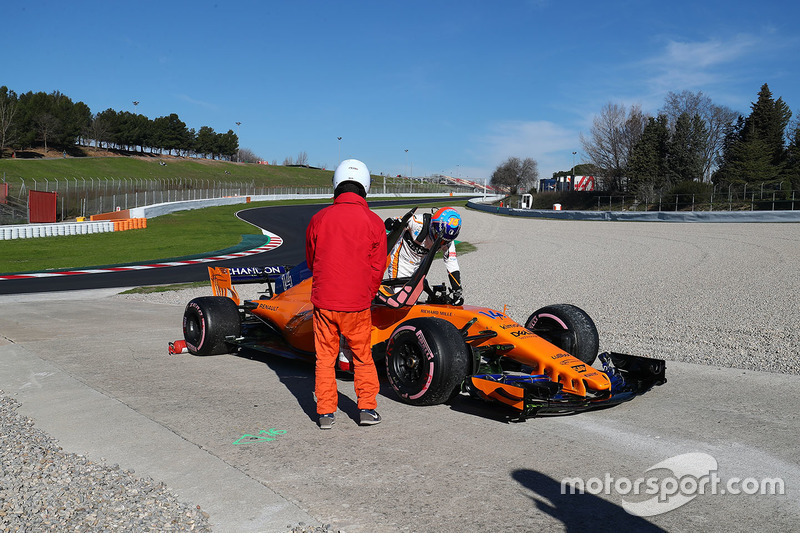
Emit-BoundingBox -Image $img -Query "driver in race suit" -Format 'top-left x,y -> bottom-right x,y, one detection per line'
384,207 -> 463,305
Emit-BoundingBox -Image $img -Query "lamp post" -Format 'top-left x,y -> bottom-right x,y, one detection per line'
337,137 -> 342,164
572,151 -> 577,192
236,122 -> 241,163
132,102 -> 140,152
405,149 -> 410,179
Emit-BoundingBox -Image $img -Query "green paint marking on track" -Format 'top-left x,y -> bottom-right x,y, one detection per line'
233,428 -> 287,445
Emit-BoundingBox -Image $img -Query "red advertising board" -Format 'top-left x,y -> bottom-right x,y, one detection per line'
0,182 -> 7,204
29,190 -> 58,223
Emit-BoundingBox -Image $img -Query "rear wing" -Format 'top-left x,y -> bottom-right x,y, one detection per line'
209,264 -> 312,305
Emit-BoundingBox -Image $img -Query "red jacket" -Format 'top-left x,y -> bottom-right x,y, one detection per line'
306,192 -> 387,311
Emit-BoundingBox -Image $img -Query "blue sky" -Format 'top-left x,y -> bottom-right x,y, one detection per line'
4,1 -> 799,181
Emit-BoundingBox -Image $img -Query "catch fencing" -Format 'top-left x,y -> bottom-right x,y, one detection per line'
595,187 -> 799,212
0,176 -> 474,225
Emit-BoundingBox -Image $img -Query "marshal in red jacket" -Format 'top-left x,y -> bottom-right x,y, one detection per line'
305,192 -> 387,311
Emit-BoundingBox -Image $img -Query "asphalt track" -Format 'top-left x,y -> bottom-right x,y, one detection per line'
0,198 -> 444,295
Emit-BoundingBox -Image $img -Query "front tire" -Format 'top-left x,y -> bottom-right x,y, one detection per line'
525,304 -> 599,365
183,297 -> 241,355
385,318 -> 471,406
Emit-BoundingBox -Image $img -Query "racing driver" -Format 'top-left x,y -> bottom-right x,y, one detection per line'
384,207 -> 463,305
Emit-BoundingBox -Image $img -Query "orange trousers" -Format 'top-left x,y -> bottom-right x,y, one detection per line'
313,307 -> 379,414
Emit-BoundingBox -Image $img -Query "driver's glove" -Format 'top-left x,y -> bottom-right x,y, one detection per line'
451,287 -> 464,306
385,217 -> 401,231
448,270 -> 463,305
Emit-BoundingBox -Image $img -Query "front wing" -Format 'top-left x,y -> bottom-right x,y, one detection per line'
464,352 -> 666,418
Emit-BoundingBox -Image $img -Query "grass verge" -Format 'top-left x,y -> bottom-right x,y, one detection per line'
0,198 -> 470,274
119,281 -> 209,294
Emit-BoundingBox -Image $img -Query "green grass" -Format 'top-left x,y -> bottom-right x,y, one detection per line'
0,198 -> 471,274
119,281 -> 209,294
0,156 -> 335,186
0,201 -> 277,273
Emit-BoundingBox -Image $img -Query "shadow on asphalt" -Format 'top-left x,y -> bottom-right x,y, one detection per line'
234,347 -> 585,425
234,348 -> 399,425
511,469 -> 667,532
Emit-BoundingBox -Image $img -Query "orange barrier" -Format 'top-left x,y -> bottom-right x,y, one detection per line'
91,209 -> 132,221
111,218 -> 147,232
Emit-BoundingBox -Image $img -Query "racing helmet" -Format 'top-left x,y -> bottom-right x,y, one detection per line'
430,207 -> 461,242
332,159 -> 371,194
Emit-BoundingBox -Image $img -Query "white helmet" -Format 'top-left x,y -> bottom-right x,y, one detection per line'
333,159 -> 371,194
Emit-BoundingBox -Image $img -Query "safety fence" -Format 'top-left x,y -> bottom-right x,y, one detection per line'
0,176 -> 476,225
595,189 -> 799,212
469,199 -> 800,223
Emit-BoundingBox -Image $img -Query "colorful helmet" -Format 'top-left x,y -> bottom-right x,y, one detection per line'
430,207 -> 461,242
333,159 -> 371,193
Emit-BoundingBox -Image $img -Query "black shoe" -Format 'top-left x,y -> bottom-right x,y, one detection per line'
359,409 -> 381,426
318,413 -> 335,429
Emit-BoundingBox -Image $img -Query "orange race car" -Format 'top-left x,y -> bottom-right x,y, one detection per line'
177,208 -> 666,419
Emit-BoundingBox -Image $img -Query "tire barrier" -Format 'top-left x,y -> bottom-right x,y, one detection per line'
112,218 -> 147,231
0,218 -> 147,240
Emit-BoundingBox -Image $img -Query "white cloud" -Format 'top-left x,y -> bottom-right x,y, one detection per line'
663,35 -> 756,68
477,120 -> 578,179
642,34 -> 762,95
176,93 -> 217,111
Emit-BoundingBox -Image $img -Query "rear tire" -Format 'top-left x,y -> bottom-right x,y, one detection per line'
525,304 -> 599,365
183,297 -> 241,355
385,318 -> 470,406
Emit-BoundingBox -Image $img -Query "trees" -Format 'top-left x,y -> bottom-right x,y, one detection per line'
8,90 -> 92,153
194,126 -> 217,158
580,103 -> 648,191
491,156 -> 539,193
627,112 -> 709,198
153,113 -> 188,156
216,129 -> 238,160
237,148 -> 262,163
627,115 -> 669,195
0,84 -> 247,160
0,86 -> 18,157
660,90 -> 738,180
745,84 -> 791,166
667,112 -> 707,183
714,83 -> 793,185
784,120 -> 800,188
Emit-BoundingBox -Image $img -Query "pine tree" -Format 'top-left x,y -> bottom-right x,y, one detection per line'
668,113 -> 708,183
713,84 -> 792,185
627,115 -> 669,195
784,122 -> 800,188
744,84 -> 792,166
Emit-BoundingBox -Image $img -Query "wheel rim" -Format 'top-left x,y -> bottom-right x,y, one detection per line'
392,340 -> 425,386
185,313 -> 201,344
